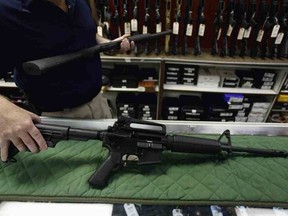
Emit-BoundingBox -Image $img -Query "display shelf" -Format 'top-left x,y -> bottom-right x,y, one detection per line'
163,84 -> 278,95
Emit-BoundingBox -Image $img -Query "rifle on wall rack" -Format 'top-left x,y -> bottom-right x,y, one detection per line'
229,0 -> 247,57
239,0 -> 257,57
238,0 -> 251,57
277,0 -> 288,59
259,0 -> 273,59
155,0 -> 162,54
143,0 -> 151,55
131,0 -> 140,55
172,0 -> 182,55
194,0 -> 206,56
165,0 -> 172,54
220,0 -> 236,57
6,116 -> 288,189
123,0 -> 131,36
112,0 -> 121,39
182,0 -> 193,55
211,0 -> 224,55
267,0 -> 280,59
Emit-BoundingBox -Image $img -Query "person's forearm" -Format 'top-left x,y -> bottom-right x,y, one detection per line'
96,34 -> 111,44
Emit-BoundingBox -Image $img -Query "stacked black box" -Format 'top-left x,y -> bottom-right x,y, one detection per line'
116,93 -> 138,118
110,65 -> 139,88
137,93 -> 157,120
179,95 -> 205,121
164,64 -> 182,84
202,93 -> 238,122
235,69 -> 276,89
162,97 -> 180,120
181,65 -> 198,85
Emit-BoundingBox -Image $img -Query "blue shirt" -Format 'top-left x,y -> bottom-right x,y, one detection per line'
0,0 -> 102,111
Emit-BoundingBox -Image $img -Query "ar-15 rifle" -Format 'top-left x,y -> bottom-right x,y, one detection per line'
172,0 -> 182,55
7,116 -> 288,188
182,0 -> 193,55
220,0 -> 236,57
22,30 -> 172,76
277,0 -> 288,59
211,0 -> 225,55
194,0 -> 206,56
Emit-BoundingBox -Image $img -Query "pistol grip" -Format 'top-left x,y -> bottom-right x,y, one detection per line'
88,151 -> 122,188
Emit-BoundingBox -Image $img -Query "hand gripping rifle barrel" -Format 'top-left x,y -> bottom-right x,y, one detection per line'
22,30 -> 172,76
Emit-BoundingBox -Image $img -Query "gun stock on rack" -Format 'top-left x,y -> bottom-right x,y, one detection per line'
7,116 -> 288,189
22,30 -> 172,76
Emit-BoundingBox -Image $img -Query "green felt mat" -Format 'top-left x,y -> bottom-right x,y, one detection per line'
0,135 -> 287,207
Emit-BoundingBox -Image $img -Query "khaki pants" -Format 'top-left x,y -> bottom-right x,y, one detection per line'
42,93 -> 113,119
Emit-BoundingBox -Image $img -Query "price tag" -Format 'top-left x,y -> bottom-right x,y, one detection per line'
124,204 -> 139,216
124,22 -> 131,34
217,28 -> 222,41
275,32 -> 284,44
256,30 -> 264,42
227,24 -> 233,37
156,22 -> 162,33
186,24 -> 193,36
237,28 -> 245,40
273,207 -> 288,216
131,19 -> 138,32
243,26 -> 252,38
172,209 -> 184,216
97,26 -> 103,37
236,206 -> 249,216
211,206 -> 223,216
142,25 -> 148,34
198,24 -> 206,36
271,25 -> 280,38
173,22 -> 179,35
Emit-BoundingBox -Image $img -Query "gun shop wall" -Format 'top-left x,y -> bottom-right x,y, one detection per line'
1,0 -> 288,123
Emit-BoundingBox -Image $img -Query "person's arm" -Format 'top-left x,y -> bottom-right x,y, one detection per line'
0,96 -> 47,162
95,34 -> 135,53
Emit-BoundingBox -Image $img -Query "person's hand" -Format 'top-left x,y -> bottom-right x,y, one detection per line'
0,97 -> 47,162
113,34 -> 135,53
